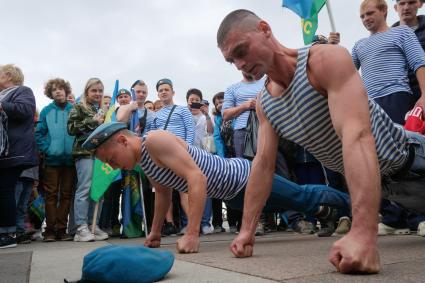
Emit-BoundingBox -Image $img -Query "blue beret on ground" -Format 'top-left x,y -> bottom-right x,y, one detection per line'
82,122 -> 127,151
156,78 -> 173,91
81,245 -> 174,283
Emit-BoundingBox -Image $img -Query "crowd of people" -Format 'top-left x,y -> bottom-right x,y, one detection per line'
0,0 -> 425,275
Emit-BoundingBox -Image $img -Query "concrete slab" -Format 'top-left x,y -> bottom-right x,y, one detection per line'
1,232 -> 425,282
151,233 -> 425,282
0,251 -> 32,283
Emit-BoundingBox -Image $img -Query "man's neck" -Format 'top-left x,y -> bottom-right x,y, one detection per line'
370,24 -> 389,34
267,45 -> 298,91
163,100 -> 174,107
401,16 -> 419,28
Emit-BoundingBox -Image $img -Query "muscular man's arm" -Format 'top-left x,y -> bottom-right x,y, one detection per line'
311,45 -> 380,273
144,179 -> 172,248
145,131 -> 207,238
149,179 -> 172,236
230,95 -> 279,258
240,100 -> 279,233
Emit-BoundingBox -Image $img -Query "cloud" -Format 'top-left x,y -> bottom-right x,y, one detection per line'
1,0 -> 416,109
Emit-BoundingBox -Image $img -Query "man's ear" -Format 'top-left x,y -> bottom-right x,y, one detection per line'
116,134 -> 128,146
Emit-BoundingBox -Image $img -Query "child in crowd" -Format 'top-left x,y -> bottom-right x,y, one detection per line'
35,78 -> 77,241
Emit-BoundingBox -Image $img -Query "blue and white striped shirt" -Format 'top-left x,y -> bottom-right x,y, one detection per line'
139,140 -> 250,200
222,78 -> 265,130
261,46 -> 408,177
153,104 -> 195,145
352,25 -> 425,99
137,108 -> 156,136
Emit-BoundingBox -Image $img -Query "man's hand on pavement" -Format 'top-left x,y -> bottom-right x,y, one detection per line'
230,230 -> 255,258
329,231 -> 380,274
144,232 -> 161,248
176,234 -> 200,253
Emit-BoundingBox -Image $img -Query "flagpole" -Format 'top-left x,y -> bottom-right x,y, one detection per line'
92,202 -> 99,234
138,174 -> 149,237
326,0 -> 336,32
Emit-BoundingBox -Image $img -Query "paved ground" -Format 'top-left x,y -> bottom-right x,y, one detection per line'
1,231 -> 425,282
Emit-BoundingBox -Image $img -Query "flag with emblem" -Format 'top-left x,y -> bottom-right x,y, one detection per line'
121,169 -> 145,238
282,0 -> 327,44
90,159 -> 121,202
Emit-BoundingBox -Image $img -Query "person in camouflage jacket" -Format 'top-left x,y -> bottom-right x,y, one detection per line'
67,78 -> 109,242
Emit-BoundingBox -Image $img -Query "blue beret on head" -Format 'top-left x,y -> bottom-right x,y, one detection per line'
156,78 -> 173,91
81,245 -> 174,283
82,122 -> 127,151
117,88 -> 131,97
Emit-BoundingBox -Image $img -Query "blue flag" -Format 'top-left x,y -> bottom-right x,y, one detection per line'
282,0 -> 313,19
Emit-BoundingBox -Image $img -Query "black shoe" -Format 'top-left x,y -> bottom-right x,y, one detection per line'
162,222 -> 178,237
0,233 -> 17,249
277,221 -> 288,232
16,232 -> 32,244
213,225 -> 225,233
316,207 -> 339,237
56,230 -> 73,241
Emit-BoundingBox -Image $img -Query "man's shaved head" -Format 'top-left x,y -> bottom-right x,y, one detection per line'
217,9 -> 262,47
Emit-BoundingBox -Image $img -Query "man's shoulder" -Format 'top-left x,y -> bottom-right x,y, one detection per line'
8,85 -> 34,101
390,25 -> 414,35
175,105 -> 190,113
309,44 -> 349,64
224,81 -> 242,96
353,36 -> 370,50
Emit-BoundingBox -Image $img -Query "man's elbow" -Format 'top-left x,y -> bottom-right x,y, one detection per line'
222,110 -> 232,121
189,172 -> 208,191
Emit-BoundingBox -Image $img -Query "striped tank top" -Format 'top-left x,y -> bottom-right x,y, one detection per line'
139,140 -> 250,200
260,46 -> 409,176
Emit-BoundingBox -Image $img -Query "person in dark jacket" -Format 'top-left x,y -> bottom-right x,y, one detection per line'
0,64 -> 38,249
35,78 -> 76,242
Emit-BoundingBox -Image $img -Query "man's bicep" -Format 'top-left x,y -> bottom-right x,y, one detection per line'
324,60 -> 371,137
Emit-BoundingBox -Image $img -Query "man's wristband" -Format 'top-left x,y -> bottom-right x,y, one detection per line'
205,115 -> 211,120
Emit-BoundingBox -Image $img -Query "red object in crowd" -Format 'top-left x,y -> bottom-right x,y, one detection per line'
405,106 -> 425,134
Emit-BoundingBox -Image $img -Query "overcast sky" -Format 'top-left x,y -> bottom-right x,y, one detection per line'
2,0 -> 422,110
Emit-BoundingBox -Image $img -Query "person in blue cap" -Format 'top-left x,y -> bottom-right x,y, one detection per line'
82,122 -> 351,253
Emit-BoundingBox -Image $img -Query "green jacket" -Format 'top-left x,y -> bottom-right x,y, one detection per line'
67,103 -> 100,158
